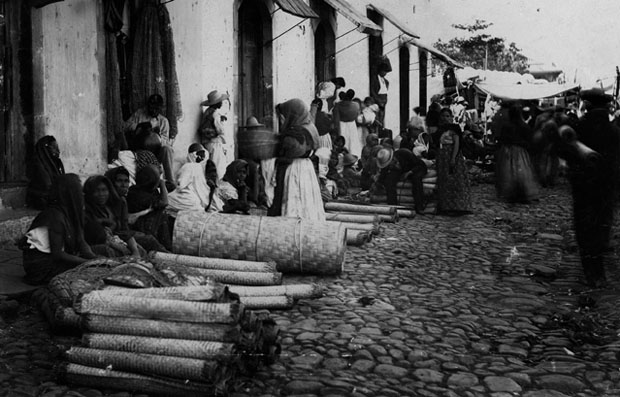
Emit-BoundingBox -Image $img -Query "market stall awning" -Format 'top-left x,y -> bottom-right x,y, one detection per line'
367,3 -> 419,38
323,0 -> 382,36
406,37 -> 464,68
274,0 -> 319,19
474,82 -> 580,101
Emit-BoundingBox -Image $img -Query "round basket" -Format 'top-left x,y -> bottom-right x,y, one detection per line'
237,128 -> 279,160
173,211 -> 346,275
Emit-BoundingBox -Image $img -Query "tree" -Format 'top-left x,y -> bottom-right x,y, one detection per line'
434,19 -> 529,73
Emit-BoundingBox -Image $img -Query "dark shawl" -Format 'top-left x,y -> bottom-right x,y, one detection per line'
127,164 -> 162,213
277,99 -> 320,149
83,175 -> 127,245
26,136 -> 65,210
223,159 -> 249,190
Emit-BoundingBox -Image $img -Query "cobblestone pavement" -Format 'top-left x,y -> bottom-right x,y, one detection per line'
2,180 -> 620,397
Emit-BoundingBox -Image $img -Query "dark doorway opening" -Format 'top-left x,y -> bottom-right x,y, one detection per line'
238,0 -> 273,127
399,45 -> 410,131
418,49 -> 428,115
367,8 -> 383,92
314,21 -> 335,85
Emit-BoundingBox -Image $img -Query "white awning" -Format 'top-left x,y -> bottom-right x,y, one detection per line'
367,4 -> 420,39
323,0 -> 382,36
274,0 -> 319,19
474,82 -> 580,100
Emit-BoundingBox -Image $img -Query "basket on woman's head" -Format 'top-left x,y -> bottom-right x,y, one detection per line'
237,116 -> 278,160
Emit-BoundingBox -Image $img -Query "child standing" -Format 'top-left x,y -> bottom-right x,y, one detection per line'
198,90 -> 229,179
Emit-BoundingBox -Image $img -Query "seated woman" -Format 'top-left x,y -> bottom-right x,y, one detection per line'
83,175 -> 142,258
218,160 -> 251,214
105,166 -> 169,253
167,143 -> 223,217
26,135 -> 65,210
19,174 -> 98,285
126,165 -> 172,251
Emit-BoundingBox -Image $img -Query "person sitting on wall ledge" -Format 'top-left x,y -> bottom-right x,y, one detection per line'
124,94 -> 176,189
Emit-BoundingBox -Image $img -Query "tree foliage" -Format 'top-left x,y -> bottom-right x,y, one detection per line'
434,19 -> 529,73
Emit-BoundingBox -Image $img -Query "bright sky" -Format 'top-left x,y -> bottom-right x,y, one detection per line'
420,0 -> 620,85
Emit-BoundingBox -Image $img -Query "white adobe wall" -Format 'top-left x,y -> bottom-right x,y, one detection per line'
31,0 -> 107,177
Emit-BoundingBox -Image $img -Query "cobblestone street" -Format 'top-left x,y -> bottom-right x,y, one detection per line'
2,180 -> 620,397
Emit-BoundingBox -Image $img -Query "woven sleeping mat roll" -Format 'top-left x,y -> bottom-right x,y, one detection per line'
65,347 -> 230,383
64,363 -> 224,397
226,284 -> 323,299
330,221 -> 380,235
324,202 -> 397,215
82,334 -> 236,360
98,283 -> 231,302
75,292 -> 243,324
324,212 -> 380,224
173,211 -> 346,275
346,229 -> 371,246
149,252 -> 278,273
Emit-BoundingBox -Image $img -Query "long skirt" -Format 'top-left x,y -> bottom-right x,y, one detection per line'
22,249 -> 76,285
317,134 -> 332,150
206,139 -> 227,180
495,144 -> 539,203
437,147 -> 473,214
282,158 -> 326,221
340,121 -> 363,157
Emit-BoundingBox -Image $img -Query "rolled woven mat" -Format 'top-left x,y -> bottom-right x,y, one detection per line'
149,252 -> 278,273
98,284 -> 231,302
425,169 -> 437,178
82,334 -> 236,360
422,176 -> 437,184
370,195 -> 415,204
396,209 -> 417,218
325,212 -> 380,224
330,221 -> 380,235
239,295 -> 294,309
162,265 -> 282,286
422,183 -> 436,190
226,284 -> 323,299
324,202 -> 396,215
76,293 -> 243,324
346,229 -> 371,246
81,314 -> 242,341
65,347 -> 229,383
173,211 -> 346,275
64,364 -> 223,397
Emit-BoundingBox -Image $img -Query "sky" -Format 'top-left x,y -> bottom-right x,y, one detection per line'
417,0 -> 620,86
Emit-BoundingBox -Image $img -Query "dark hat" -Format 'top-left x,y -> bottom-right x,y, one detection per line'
331,77 -> 346,88
188,142 -> 206,153
580,88 -> 613,106
200,90 -> 229,106
342,153 -> 359,167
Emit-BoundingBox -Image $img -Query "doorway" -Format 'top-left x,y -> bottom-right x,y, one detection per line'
399,45 -> 410,131
314,21 -> 335,84
418,49 -> 428,115
367,8 -> 383,90
238,0 -> 273,127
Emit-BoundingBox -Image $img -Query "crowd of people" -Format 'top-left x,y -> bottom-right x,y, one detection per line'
19,76 -> 620,290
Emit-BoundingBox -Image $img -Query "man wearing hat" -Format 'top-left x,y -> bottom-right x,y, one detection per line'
375,147 -> 427,214
564,87 -> 620,287
198,90 -> 230,179
124,93 -> 176,190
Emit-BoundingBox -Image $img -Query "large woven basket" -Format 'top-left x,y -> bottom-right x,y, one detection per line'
237,128 -> 279,160
173,211 -> 346,275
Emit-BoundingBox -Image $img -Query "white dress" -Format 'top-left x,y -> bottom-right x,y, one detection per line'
166,162 -> 223,216
282,158 -> 326,221
340,120 -> 362,158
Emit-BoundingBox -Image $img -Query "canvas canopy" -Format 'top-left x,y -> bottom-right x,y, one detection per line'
473,81 -> 580,101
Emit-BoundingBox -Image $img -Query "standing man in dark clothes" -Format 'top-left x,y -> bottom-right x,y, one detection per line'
565,88 -> 620,288
370,57 -> 392,126
375,147 -> 427,214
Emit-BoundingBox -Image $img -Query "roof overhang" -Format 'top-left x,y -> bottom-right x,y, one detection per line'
323,0 -> 382,36
367,3 -> 420,39
274,0 -> 319,19
406,37 -> 464,68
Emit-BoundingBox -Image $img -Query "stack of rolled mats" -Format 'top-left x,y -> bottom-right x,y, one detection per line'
324,202 -> 402,246
63,280 -> 281,396
370,169 -> 437,204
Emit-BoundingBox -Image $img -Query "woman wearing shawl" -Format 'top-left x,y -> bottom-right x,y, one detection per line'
333,89 -> 362,157
167,143 -> 223,216
19,174 -> 97,285
26,136 -> 65,210
218,160 -> 251,214
268,98 -> 325,221
436,108 -> 473,215
105,166 -> 169,253
83,175 -> 142,258
126,164 -> 172,250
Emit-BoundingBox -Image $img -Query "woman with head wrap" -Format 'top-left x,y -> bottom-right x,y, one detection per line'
267,99 -> 325,220
83,175 -> 142,257
26,136 -> 65,210
126,164 -> 172,250
218,160 -> 250,214
167,143 -> 223,216
19,174 -> 97,285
